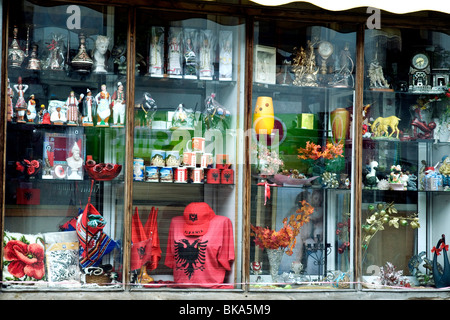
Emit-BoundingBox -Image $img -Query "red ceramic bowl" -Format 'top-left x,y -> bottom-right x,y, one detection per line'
84,161 -> 122,181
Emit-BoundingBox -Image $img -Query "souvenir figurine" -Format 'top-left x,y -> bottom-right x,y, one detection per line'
50,105 -> 67,125
149,27 -> 164,77
292,39 -> 319,87
66,140 -> 83,180
66,91 -> 84,126
199,30 -> 215,79
42,33 -> 66,71
38,104 -> 48,124
439,156 -> 450,188
82,89 -> 96,126
219,31 -> 232,80
26,44 -> 41,70
71,33 -> 93,73
93,35 -> 110,73
111,44 -> 127,75
7,79 -> 14,122
168,28 -> 182,77
95,84 -> 111,127
8,26 -> 26,68
26,94 -> 37,123
183,29 -> 198,79
14,78 -> 29,123
330,42 -> 354,88
111,82 -> 126,127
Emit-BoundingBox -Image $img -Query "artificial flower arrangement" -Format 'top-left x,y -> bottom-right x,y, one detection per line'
297,141 -> 344,175
254,144 -> 284,176
362,202 -> 420,264
250,200 -> 314,256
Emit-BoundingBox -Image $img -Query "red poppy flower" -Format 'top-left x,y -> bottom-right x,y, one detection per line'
440,243 -> 449,252
4,240 -> 45,280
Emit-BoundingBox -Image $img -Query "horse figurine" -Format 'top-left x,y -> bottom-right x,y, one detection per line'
371,116 -> 401,139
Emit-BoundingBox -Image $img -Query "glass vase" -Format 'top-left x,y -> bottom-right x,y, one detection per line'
266,248 -> 284,283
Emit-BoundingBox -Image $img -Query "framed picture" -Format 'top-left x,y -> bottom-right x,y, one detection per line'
254,45 -> 276,84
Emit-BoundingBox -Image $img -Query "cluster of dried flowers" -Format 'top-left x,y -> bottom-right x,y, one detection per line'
251,200 -> 314,256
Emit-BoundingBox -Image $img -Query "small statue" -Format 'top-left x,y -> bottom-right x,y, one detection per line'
330,42 -> 354,88
14,78 -> 29,123
183,30 -> 198,78
111,82 -> 126,127
26,44 -> 41,70
7,79 -> 14,122
149,27 -> 164,76
50,105 -> 67,124
199,30 -> 215,79
65,91 -> 84,126
168,28 -> 182,76
26,94 -> 37,123
66,141 -> 83,180
219,31 -> 233,80
439,156 -> 450,188
93,35 -> 110,73
38,104 -> 48,124
371,116 -> 401,139
368,59 -> 390,89
292,39 -> 319,87
43,33 -> 66,70
82,89 -> 96,126
95,84 -> 111,126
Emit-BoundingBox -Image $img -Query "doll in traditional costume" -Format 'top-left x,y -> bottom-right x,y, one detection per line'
95,84 -> 111,126
111,82 -> 126,126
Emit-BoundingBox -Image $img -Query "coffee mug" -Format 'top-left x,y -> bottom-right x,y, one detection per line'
166,150 -> 180,167
185,137 -> 205,153
183,152 -> 196,167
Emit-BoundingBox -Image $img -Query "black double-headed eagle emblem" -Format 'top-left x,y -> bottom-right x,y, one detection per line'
174,239 -> 208,279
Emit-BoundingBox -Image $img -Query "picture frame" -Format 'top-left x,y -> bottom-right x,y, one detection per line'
254,45 -> 276,84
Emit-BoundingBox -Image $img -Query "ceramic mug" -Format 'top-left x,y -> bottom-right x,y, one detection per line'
191,168 -> 204,183
183,152 -> 196,167
185,137 -> 205,152
145,166 -> 159,182
201,153 -> 213,168
165,150 -> 180,167
150,150 -> 166,167
174,167 -> 188,183
133,158 -> 145,181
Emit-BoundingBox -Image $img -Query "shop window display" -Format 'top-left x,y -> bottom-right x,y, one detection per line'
361,27 -> 450,289
249,20 -> 356,290
130,10 -> 245,289
2,1 -> 127,289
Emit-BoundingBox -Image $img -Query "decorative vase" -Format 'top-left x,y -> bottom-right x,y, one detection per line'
330,108 -> 350,144
253,96 -> 275,135
266,248 -> 284,283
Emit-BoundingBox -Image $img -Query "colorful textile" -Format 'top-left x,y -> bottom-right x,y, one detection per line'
3,231 -> 46,284
131,207 -> 161,271
165,212 -> 235,288
43,231 -> 81,285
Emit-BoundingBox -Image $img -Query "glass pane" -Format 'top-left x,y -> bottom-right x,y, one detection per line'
3,1 -> 128,289
362,27 -> 450,289
249,20 -> 356,290
131,9 -> 245,289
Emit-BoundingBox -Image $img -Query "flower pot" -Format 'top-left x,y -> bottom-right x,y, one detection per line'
266,248 -> 284,283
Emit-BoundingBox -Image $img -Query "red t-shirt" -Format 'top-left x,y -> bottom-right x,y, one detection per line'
165,215 -> 234,288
